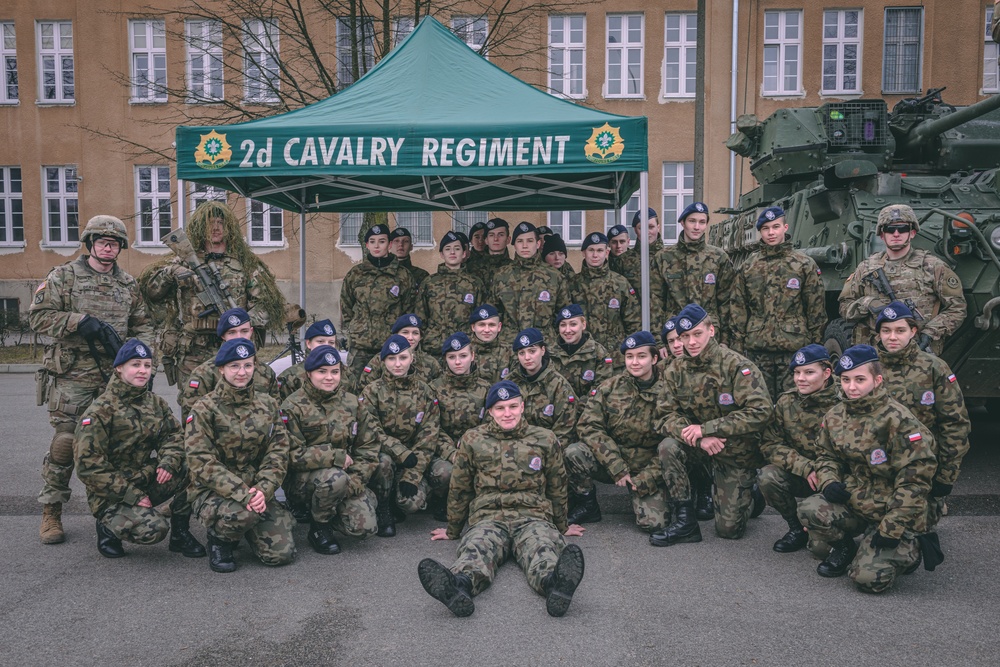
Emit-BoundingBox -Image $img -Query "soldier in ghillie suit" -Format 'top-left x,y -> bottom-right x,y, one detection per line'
30,214 -> 153,545
185,338 -> 296,573
281,346 -> 379,555
139,201 -> 285,392
418,380 -> 586,618
798,345 -> 937,594
75,339 -> 204,559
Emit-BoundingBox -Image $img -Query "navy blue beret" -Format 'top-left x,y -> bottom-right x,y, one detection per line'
511,221 -> 537,242
678,202 -> 709,222
380,334 -> 411,360
215,338 -> 256,366
364,224 -> 389,242
661,317 -> 680,342
485,217 -> 509,231
631,207 -> 658,227
486,380 -> 522,409
304,345 -> 342,371
875,301 -> 916,330
581,232 -> 609,251
114,338 -> 153,367
305,319 -> 336,340
556,304 -> 585,324
834,344 -> 879,375
789,343 -> 831,370
620,330 -> 658,353
217,308 -> 250,337
389,227 -> 412,240
607,224 -> 629,239
391,313 -> 422,333
512,327 -> 544,352
756,206 -> 786,230
439,231 -> 465,252
469,304 -> 500,324
675,303 -> 708,332
442,331 -> 472,355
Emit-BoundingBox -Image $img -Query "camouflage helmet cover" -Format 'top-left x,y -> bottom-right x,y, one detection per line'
81,215 -> 129,249
876,204 -> 919,234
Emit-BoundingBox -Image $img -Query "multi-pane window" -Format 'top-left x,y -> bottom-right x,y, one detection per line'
664,13 -> 696,98
763,10 -> 801,96
248,200 -> 284,245
547,211 -> 585,245
548,15 -> 586,98
37,21 -> 74,103
188,182 -> 227,213
130,20 -> 167,102
452,17 -> 487,55
339,212 -> 363,245
662,162 -> 694,244
822,10 -> 862,94
394,17 -> 415,47
985,8 -> 999,93
243,19 -> 280,103
43,166 -> 79,245
0,167 -> 23,245
606,14 -> 643,97
1,23 -> 16,104
394,211 -> 433,245
186,20 -> 223,102
135,166 -> 172,245
337,17 -> 375,86
883,8 -> 922,94
604,192 -> 640,242
452,211 -> 488,234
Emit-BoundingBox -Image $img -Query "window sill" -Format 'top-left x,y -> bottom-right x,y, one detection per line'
0,101 -> 19,106
129,98 -> 168,105
35,101 -> 75,107
819,91 -> 864,100
41,243 -> 80,249
249,242 -> 285,248
0,243 -> 26,253
761,92 -> 806,99
603,95 -> 646,101
242,99 -> 281,107
881,90 -> 921,96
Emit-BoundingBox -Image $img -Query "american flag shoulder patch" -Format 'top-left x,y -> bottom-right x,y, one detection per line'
81,417 -> 91,426
947,374 -> 957,383
189,380 -> 200,388
908,432 -> 922,442
741,368 -> 752,376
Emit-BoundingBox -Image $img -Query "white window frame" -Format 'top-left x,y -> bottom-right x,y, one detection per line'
36,21 -> 74,103
663,13 -> 696,99
135,166 -> 172,246
548,14 -> 586,99
821,10 -> 862,95
243,19 -> 280,103
393,211 -> 433,246
393,17 -> 415,48
337,17 -> 376,87
452,211 -> 488,234
604,193 -> 640,242
339,212 -> 363,246
130,20 -> 167,103
42,166 -> 79,246
985,7 -> 999,94
662,162 -> 694,245
247,199 -> 284,246
188,182 -> 228,214
882,7 -> 923,94
762,10 -> 802,96
546,211 -> 585,245
605,14 -> 644,98
0,166 -> 23,246
186,19 -> 224,102
1,23 -> 17,104
452,16 -> 488,56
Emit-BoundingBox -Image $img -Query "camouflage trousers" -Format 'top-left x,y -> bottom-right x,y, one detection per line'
193,491 -> 296,566
745,350 -> 794,402
369,452 -> 429,514
289,468 -> 378,538
797,495 -> 920,593
450,517 -> 567,596
659,439 -> 757,539
96,474 -> 186,545
564,442 -> 669,533
757,465 -> 816,521
426,457 -> 453,498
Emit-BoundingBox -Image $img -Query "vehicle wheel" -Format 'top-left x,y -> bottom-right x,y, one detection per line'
823,318 -> 854,358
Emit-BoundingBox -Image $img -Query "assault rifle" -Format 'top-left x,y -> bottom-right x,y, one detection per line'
86,321 -> 123,382
862,267 -> 932,351
163,228 -> 238,319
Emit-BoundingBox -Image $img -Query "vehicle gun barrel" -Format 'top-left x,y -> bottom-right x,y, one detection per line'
900,93 -> 1000,153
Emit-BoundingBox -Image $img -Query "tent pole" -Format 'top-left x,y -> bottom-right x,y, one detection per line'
177,179 -> 185,228
639,171 -> 650,331
298,207 -> 307,330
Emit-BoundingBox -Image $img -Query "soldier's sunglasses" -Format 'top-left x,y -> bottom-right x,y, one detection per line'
881,224 -> 913,236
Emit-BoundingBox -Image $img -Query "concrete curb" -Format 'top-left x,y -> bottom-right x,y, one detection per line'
0,364 -> 41,373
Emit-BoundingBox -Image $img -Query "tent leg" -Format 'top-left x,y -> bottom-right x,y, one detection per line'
177,179 -> 185,228
639,171 -> 650,331
299,208 -> 307,340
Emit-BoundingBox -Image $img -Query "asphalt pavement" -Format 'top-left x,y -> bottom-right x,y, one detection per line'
1,373 -> 998,667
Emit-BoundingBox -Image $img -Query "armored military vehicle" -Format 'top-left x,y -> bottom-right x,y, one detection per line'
712,88 -> 1000,398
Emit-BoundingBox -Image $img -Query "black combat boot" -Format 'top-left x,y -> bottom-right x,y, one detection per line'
168,513 -> 207,558
649,501 -> 702,547
426,495 -> 448,522
375,494 -> 396,538
418,558 -> 475,617
307,520 -> 341,555
691,470 -> 715,521
750,483 -> 766,519
290,501 -> 312,524
207,534 -> 238,573
773,515 -> 808,553
566,488 -> 602,524
544,544 -> 585,618
96,521 -> 125,559
816,537 -> 859,578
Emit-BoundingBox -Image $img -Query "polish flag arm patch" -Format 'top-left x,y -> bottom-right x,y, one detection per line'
81,417 -> 91,426
604,357 -> 614,364
568,395 -> 575,403
363,366 -> 372,374
186,415 -> 194,424
908,432 -> 922,442
189,380 -> 200,388
947,374 -> 957,383
280,413 -> 288,424
741,368 -> 752,376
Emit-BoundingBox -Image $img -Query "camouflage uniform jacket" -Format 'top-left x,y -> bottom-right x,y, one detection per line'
650,236 -> 737,342
506,361 -> 578,446
557,263 -> 576,282
281,380 -> 379,488
186,379 -> 289,506
760,382 -> 842,478
470,250 -> 512,295
471,336 -> 513,384
75,374 -> 184,516
398,257 -> 430,291
415,263 -> 485,355
340,256 -> 416,353
179,357 -> 280,416
446,418 -> 568,539
576,367 -> 667,496
814,384 -> 936,539
355,348 -> 442,394
569,261 -> 642,360
839,247 -> 967,352
30,256 -> 152,374
359,370 -> 440,487
429,366 -> 490,463
465,248 -> 489,275
549,334 -> 615,412
878,340 -> 970,486
657,337 -> 772,468
277,361 -> 355,402
610,238 -> 663,303
491,254 -> 570,346
731,241 -> 826,353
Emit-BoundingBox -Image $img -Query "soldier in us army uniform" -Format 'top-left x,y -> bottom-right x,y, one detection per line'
652,304 -> 772,547
186,338 -> 296,573
280,346 -> 379,555
798,345 -> 936,593
30,215 -> 153,545
757,344 -> 841,554
839,204 -> 966,355
277,318 -> 354,401
415,231 -> 485,358
390,227 -> 430,290
548,304 -> 615,413
428,332 -> 491,521
360,335 -> 440,537
506,328 -> 578,448
542,234 -> 576,282
418,380 -> 586,618
75,339 -> 204,559
612,208 -> 663,303
140,201 -> 285,393
566,331 -> 674,534
875,302 -> 970,531
468,304 -> 513,384
355,313 -> 442,393
730,206 -> 827,398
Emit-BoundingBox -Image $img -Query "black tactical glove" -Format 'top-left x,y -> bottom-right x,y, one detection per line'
930,480 -> 953,498
398,481 -> 418,499
917,333 -> 933,352
822,481 -> 850,504
870,533 -> 901,550
401,453 -> 418,468
77,315 -> 104,342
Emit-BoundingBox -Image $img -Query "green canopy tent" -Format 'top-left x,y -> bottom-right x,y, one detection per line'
175,17 -> 653,324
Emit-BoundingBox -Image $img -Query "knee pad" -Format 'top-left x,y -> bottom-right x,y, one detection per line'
49,430 -> 77,466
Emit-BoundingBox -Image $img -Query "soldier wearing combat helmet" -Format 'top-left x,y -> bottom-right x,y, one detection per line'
30,215 -> 153,545
839,204 -> 966,355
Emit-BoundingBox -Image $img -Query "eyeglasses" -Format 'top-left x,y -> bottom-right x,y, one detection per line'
881,224 -> 913,236
93,238 -> 122,250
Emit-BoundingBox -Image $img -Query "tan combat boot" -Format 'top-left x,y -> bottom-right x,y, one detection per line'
40,503 -> 65,544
